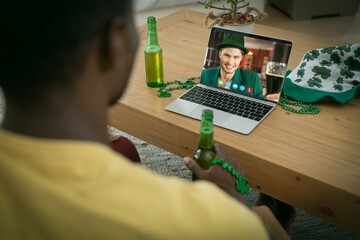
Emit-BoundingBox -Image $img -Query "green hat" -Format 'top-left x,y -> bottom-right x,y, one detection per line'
216,33 -> 249,54
283,44 -> 360,104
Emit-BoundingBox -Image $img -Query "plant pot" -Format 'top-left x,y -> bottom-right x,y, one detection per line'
203,7 -> 267,34
215,18 -> 255,33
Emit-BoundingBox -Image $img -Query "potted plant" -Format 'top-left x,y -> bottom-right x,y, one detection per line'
198,0 -> 267,33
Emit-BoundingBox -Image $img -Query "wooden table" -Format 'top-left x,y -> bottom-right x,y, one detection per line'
108,10 -> 360,234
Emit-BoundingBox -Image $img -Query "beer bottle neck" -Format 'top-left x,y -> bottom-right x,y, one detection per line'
198,119 -> 214,149
146,17 -> 160,47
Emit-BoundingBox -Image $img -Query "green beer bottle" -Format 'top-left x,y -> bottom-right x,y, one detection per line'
145,16 -> 164,87
192,109 -> 216,181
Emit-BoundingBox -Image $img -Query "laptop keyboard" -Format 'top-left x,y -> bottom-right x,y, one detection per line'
180,86 -> 273,121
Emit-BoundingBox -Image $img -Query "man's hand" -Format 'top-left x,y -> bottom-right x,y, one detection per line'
263,88 -> 280,102
184,143 -> 248,206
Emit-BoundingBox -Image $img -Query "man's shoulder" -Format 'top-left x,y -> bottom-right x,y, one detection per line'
201,67 -> 220,84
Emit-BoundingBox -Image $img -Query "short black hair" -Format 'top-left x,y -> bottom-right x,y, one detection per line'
0,0 -> 132,102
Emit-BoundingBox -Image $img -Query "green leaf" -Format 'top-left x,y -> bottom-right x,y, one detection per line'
333,84 -> 343,91
313,77 -> 322,83
355,47 -> 360,58
340,68 -> 355,79
352,80 -> 360,86
344,56 -> 360,71
307,77 -> 323,88
303,52 -> 314,62
337,45 -> 352,56
336,77 -> 344,84
310,49 -> 320,59
295,79 -> 302,83
297,68 -> 305,78
320,60 -> 332,66
330,53 -> 341,65
321,47 -> 336,54
312,66 -> 331,79
300,62 -> 307,68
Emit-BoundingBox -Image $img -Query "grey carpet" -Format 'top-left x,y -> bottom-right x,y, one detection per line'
108,127 -> 360,240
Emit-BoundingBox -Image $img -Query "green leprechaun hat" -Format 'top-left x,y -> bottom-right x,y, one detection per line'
216,33 -> 249,55
284,44 -> 360,104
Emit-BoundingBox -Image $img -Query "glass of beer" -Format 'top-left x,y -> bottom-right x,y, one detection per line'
265,61 -> 287,95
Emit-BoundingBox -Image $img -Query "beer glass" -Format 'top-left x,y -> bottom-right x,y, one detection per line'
265,61 -> 287,95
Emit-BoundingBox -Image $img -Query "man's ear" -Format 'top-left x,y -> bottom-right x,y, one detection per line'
98,17 -> 126,72
97,16 -> 138,105
109,18 -> 128,69
240,53 -> 244,62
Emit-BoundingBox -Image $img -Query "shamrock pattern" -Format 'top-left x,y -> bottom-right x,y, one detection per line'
333,84 -> 343,91
355,47 -> 360,58
304,52 -> 314,62
340,68 -> 354,79
337,45 -> 351,56
297,68 -> 305,78
344,56 -> 360,71
320,60 -> 332,66
287,44 -> 360,93
330,53 -> 341,65
307,77 -> 323,88
312,66 -> 331,79
321,47 -> 336,54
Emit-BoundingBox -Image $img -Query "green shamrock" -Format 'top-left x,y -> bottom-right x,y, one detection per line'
355,47 -> 360,58
321,47 -> 336,54
352,80 -> 360,86
295,79 -> 302,83
303,52 -> 314,62
320,60 -> 332,66
308,77 -> 323,88
300,62 -> 307,68
344,56 -> 360,71
310,49 -> 320,58
312,66 -> 331,79
337,45 -> 351,56
297,68 -> 305,78
330,53 -> 341,65
340,68 -> 354,79
333,84 -> 343,91
336,77 -> 344,84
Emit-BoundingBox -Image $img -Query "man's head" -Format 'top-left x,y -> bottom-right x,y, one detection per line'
216,33 -> 248,75
0,0 -> 138,107
219,48 -> 244,75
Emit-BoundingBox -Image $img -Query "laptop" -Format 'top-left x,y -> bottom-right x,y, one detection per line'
165,27 -> 292,134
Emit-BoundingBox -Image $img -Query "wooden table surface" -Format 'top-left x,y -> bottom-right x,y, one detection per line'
108,10 -> 360,234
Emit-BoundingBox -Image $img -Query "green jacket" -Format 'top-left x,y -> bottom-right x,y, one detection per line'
200,67 -> 265,98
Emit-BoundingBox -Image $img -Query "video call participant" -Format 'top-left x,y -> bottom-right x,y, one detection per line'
201,33 -> 280,101
0,1 -> 293,239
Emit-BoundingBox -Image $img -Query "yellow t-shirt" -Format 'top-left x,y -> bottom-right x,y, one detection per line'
0,128 -> 268,239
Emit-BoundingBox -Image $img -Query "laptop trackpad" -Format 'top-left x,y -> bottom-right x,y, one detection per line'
188,106 -> 230,125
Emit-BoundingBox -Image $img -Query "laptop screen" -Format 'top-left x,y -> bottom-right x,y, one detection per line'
201,27 -> 292,102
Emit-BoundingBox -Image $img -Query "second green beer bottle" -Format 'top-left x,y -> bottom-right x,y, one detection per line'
192,109 -> 216,181
145,16 -> 164,87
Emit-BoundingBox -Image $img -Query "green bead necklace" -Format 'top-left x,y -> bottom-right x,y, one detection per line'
211,158 -> 249,195
278,87 -> 320,114
157,77 -> 200,98
156,77 -> 320,115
